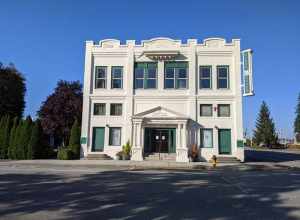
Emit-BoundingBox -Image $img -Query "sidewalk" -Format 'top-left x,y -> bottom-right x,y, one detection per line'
1,159 -> 300,171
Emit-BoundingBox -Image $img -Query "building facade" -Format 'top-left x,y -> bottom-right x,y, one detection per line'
81,37 -> 253,162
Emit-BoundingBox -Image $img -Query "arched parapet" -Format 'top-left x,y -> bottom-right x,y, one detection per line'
140,37 -> 182,49
99,39 -> 121,48
202,38 -> 227,48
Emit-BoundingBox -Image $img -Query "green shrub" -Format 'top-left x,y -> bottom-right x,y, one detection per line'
122,140 -> 131,156
68,119 -> 81,159
57,147 -> 72,160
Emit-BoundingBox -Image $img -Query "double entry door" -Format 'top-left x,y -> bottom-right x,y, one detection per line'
144,128 -> 176,154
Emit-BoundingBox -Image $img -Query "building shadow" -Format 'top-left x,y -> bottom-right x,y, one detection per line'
0,169 -> 300,219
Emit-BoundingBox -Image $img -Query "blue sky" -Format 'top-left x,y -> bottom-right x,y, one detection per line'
0,0 -> 299,138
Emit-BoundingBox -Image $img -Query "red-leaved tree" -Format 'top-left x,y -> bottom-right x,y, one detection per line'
38,80 -> 82,146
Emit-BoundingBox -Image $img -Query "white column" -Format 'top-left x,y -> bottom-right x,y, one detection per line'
183,123 -> 187,149
131,120 -> 143,161
176,122 -> 189,162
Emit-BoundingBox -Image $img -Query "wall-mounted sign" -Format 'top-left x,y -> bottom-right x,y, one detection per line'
237,140 -> 244,148
242,49 -> 254,96
80,137 -> 87,144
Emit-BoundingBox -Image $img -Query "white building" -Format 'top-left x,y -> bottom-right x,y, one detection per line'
80,37 -> 253,162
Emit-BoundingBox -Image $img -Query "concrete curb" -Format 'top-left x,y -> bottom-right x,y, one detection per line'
1,159 -> 300,171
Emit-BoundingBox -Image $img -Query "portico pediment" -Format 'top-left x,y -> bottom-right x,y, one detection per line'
132,106 -> 187,120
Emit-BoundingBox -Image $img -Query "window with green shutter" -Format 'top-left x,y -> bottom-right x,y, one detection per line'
134,62 -> 157,89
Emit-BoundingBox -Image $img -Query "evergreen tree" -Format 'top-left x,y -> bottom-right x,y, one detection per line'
14,119 -> 23,159
294,93 -> 300,142
253,101 -> 278,147
0,116 -> 5,157
27,119 -> 43,159
8,117 -> 18,159
68,119 -> 81,159
0,115 -> 11,159
17,116 -> 33,159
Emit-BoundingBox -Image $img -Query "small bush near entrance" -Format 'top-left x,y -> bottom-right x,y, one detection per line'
122,140 -> 131,160
57,147 -> 73,160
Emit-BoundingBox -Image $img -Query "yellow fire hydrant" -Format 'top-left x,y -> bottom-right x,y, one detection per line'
211,155 -> 217,168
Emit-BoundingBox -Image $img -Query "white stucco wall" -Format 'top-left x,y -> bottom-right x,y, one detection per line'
81,37 -> 246,162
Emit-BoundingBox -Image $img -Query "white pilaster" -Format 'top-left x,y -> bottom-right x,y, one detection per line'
131,119 -> 143,161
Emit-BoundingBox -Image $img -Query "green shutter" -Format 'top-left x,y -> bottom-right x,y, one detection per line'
92,127 -> 105,152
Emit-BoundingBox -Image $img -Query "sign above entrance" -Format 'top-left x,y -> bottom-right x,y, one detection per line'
143,50 -> 180,60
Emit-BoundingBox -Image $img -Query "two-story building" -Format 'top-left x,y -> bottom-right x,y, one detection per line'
80,37 -> 253,162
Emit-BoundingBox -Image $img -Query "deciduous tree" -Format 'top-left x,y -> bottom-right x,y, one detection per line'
0,63 -> 26,118
38,80 -> 82,146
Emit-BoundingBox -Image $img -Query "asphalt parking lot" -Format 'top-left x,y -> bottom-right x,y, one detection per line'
0,163 -> 300,220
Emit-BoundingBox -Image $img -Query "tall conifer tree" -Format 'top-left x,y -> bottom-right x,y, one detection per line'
27,119 -> 43,159
294,93 -> 300,143
0,115 -> 11,158
8,117 -> 18,159
68,119 -> 81,159
253,101 -> 278,147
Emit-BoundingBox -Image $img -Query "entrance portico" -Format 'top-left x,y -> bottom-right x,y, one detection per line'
131,106 -> 189,162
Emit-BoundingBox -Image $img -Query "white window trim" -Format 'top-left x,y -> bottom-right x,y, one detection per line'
217,65 -> 230,89
95,66 -> 107,89
199,66 -> 212,89
111,66 -> 123,89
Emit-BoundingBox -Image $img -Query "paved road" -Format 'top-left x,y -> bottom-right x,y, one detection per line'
245,147 -> 300,163
0,165 -> 300,220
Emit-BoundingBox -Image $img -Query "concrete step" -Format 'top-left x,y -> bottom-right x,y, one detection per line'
214,157 -> 240,163
85,154 -> 113,160
145,153 -> 176,161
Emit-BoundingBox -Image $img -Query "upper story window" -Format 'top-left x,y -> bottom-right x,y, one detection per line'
164,62 -> 188,89
217,66 -> 229,89
111,66 -> 123,89
134,63 -> 157,89
110,103 -> 122,116
200,104 -> 213,117
218,104 -> 230,117
95,66 -> 107,89
199,66 -> 212,89
94,103 -> 106,115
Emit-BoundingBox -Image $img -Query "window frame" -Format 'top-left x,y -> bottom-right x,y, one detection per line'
95,66 -> 107,89
134,62 -> 157,89
200,104 -> 213,117
111,66 -> 123,89
200,128 -> 213,148
199,66 -> 212,89
109,127 -> 122,146
217,104 -> 231,117
217,65 -> 230,89
110,103 -> 123,116
93,103 -> 106,116
164,62 -> 188,89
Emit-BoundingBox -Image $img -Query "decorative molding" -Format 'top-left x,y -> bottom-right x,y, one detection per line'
203,38 -> 226,47
141,37 -> 182,49
99,39 -> 120,48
